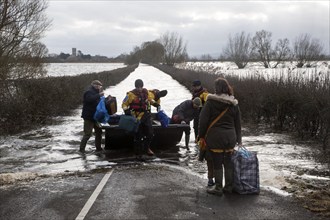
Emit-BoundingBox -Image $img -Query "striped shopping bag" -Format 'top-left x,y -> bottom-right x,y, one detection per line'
232,146 -> 260,194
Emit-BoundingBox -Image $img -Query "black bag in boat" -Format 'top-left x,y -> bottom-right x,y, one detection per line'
118,115 -> 140,134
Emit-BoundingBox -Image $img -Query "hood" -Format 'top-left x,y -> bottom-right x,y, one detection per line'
206,94 -> 238,106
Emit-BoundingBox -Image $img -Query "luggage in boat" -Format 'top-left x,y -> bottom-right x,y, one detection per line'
156,110 -> 170,128
94,96 -> 110,123
108,114 -> 121,124
232,146 -> 260,194
103,113 -> 190,149
105,95 -> 117,115
118,115 -> 140,134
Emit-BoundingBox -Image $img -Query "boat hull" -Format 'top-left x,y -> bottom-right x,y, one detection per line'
101,114 -> 190,150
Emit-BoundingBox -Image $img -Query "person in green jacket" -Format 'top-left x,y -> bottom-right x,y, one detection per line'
199,77 -> 242,196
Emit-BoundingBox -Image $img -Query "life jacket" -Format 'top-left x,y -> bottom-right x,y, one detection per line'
192,87 -> 208,104
129,88 -> 149,112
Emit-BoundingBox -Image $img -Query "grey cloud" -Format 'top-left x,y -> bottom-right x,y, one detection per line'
43,1 -> 329,57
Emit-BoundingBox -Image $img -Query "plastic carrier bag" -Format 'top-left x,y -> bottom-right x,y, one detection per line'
156,110 -> 170,128
94,96 -> 110,123
232,146 -> 260,194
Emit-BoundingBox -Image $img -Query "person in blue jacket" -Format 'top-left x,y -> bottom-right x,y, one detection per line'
79,80 -> 104,153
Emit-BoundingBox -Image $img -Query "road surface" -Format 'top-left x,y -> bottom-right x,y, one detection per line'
0,162 -> 326,220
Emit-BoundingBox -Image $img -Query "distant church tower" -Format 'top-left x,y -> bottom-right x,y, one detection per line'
72,48 -> 77,56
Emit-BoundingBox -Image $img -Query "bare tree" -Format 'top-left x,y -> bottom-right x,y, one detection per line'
0,0 -> 51,80
252,30 -> 273,68
252,30 -> 291,68
273,38 -> 291,68
159,31 -> 187,66
293,34 -> 324,67
223,31 -> 252,69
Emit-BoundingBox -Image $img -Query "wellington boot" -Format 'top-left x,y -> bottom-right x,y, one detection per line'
147,148 -> 154,156
224,159 -> 234,194
207,185 -> 223,196
185,134 -> 190,149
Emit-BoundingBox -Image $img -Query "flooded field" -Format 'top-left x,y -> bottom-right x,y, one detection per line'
45,62 -> 126,77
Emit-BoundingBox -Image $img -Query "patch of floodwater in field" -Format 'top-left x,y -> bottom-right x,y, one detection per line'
45,63 -> 126,77
0,64 -> 328,195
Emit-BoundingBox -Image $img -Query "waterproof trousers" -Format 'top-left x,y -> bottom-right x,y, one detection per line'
206,158 -> 214,180
80,119 -> 102,151
184,127 -> 191,148
193,107 -> 202,140
134,112 -> 153,156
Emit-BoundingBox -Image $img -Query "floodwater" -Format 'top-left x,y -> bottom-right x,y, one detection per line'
176,61 -> 330,84
0,64 -> 329,196
45,62 -> 126,77
0,63 -> 192,175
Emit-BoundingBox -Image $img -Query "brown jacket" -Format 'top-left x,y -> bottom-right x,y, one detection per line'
198,94 -> 242,150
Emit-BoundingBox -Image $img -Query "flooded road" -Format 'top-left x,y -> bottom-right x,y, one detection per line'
0,64 -> 328,196
0,64 -> 194,175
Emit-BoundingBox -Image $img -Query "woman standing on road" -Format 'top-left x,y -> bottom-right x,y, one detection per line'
198,77 -> 242,196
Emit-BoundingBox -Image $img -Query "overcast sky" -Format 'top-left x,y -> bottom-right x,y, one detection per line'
42,0 -> 330,58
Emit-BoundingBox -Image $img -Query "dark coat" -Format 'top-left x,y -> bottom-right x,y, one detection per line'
199,94 -> 242,150
172,100 -> 198,123
81,85 -> 101,121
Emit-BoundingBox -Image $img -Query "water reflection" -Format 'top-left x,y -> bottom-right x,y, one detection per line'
0,64 -> 202,176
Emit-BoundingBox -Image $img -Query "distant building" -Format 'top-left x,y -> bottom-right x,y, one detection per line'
72,48 -> 76,56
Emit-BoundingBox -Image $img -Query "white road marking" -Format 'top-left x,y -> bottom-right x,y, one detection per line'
75,169 -> 114,220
